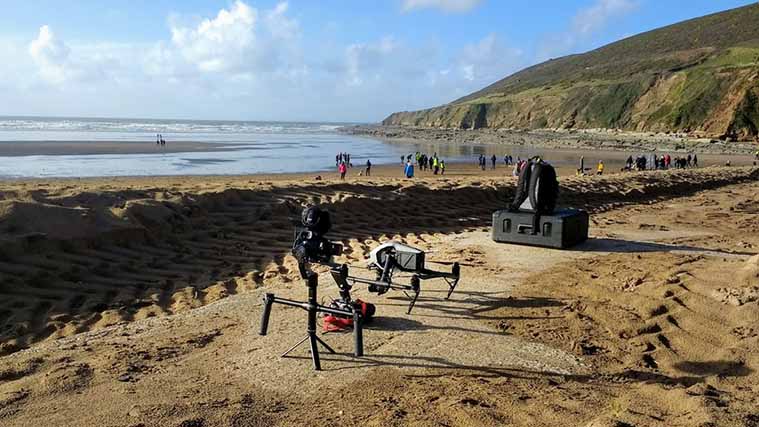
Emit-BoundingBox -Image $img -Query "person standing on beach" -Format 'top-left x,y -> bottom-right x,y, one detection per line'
156,134 -> 160,145
433,156 -> 440,175
338,161 -> 347,180
597,160 -> 604,175
693,154 -> 698,167
365,159 -> 372,176
440,160 -> 446,175
404,160 -> 414,178
491,154 -> 497,169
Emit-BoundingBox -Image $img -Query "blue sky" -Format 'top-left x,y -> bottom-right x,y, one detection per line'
0,0 -> 754,122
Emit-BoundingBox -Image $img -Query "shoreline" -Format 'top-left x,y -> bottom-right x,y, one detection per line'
0,140 -> 250,156
343,125 -> 759,156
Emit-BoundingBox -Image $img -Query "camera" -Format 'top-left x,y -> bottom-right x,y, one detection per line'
292,206 -> 343,266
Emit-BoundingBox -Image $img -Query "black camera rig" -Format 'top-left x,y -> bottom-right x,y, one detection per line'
258,205 -> 463,371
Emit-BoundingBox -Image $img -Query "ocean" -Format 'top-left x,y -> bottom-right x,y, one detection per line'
0,116 -> 543,178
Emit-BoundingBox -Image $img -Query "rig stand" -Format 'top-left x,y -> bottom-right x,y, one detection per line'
259,270 -> 364,371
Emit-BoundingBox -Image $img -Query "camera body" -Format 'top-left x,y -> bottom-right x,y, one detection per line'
292,206 -> 343,267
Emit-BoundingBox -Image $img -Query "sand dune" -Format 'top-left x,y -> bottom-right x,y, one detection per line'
0,167 -> 757,356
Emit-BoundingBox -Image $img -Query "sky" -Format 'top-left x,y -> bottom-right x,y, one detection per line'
0,0 -> 755,122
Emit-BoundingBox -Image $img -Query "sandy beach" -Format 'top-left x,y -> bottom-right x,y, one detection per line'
0,165 -> 757,426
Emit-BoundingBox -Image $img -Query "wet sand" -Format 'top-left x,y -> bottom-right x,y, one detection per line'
0,141 -> 248,156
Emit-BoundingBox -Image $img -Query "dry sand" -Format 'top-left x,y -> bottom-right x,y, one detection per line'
0,166 -> 758,426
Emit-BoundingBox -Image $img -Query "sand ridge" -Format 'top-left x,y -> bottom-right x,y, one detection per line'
0,166 -> 757,426
0,167 -> 757,356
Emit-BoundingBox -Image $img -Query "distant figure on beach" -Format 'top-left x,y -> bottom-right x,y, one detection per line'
156,134 -> 160,145
365,159 -> 371,176
338,161 -> 347,180
160,135 -> 166,146
404,160 -> 414,178
336,154 -> 340,166
440,160 -> 446,175
491,154 -> 497,169
433,156 -> 440,175
597,160 -> 604,175
693,154 -> 698,168
401,155 -> 405,165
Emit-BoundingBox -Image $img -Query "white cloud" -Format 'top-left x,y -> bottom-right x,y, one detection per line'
28,25 -> 72,84
170,0 -> 257,72
538,0 -> 638,60
345,36 -> 398,86
265,2 -> 299,40
402,0 -> 482,13
572,0 -> 638,35
457,33 -> 522,83
4,1 -> 522,121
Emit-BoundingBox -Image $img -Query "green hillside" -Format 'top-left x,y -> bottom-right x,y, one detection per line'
384,3 -> 759,141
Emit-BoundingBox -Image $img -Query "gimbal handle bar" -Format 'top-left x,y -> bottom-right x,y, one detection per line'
259,270 -> 364,358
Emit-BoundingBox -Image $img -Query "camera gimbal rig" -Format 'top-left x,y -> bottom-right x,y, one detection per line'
258,206 -> 365,371
258,205 -> 463,370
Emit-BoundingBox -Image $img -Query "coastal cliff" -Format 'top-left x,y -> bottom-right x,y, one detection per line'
384,4 -> 759,141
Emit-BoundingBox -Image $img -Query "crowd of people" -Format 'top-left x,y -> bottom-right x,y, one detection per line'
477,153 -> 517,170
401,152 -> 446,178
623,153 -> 698,171
333,148 -> 746,181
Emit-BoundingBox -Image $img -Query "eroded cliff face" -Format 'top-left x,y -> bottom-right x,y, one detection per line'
383,67 -> 759,140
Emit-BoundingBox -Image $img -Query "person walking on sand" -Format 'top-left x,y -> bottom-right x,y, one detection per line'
491,154 -> 497,169
365,159 -> 372,176
156,134 -> 160,145
440,160 -> 446,175
338,161 -> 347,180
404,160 -> 414,179
433,156 -> 440,175
597,160 -> 605,175
693,154 -> 698,168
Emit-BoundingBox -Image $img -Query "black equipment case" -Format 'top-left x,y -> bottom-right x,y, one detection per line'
492,209 -> 589,249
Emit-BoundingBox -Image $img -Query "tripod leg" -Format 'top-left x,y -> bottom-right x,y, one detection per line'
314,335 -> 336,353
353,310 -> 364,357
309,334 -> 322,371
281,335 -> 309,358
259,293 -> 274,335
